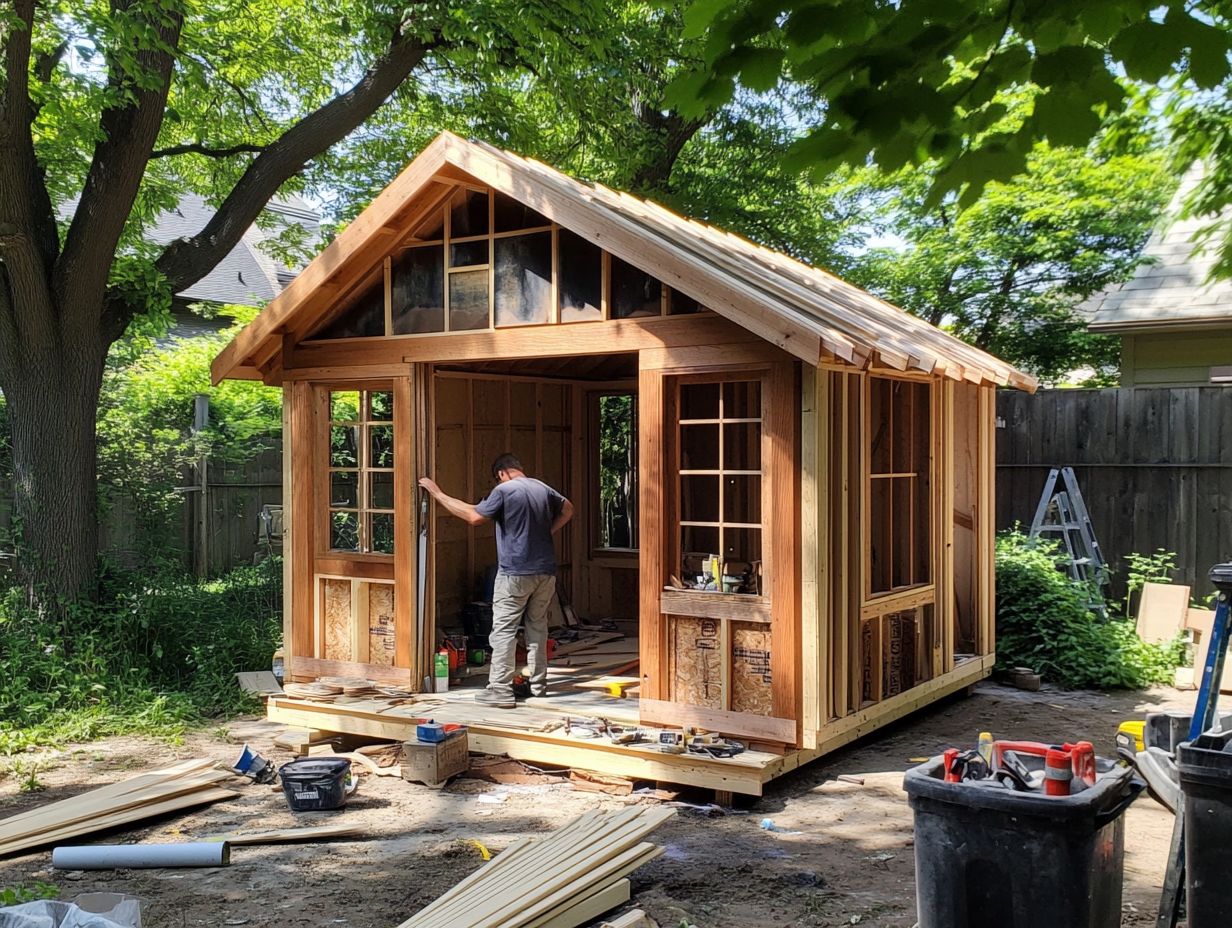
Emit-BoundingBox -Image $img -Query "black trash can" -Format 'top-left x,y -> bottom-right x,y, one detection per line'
903,757 -> 1143,928
1178,728 -> 1232,928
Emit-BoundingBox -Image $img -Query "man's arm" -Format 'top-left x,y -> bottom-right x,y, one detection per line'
419,477 -> 488,526
552,498 -> 575,534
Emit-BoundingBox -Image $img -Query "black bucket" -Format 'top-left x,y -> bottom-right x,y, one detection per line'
1178,729 -> 1232,928
277,757 -> 356,811
903,756 -> 1143,928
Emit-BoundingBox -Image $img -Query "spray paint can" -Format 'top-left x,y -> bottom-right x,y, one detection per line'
434,650 -> 450,693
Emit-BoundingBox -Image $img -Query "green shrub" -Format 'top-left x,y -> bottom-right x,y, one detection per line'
0,559 -> 281,752
996,530 -> 1183,689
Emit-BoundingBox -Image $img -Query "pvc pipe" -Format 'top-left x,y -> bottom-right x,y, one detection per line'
52,842 -> 230,869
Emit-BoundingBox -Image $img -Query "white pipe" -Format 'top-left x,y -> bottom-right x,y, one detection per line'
52,842 -> 231,869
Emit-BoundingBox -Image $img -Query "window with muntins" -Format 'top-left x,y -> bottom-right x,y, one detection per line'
327,389 -> 395,555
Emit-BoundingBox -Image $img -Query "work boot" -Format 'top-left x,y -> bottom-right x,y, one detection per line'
475,687 -> 516,709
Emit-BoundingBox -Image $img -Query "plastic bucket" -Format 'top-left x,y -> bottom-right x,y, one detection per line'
1178,729 -> 1232,928
903,756 -> 1143,928
277,757 -> 356,811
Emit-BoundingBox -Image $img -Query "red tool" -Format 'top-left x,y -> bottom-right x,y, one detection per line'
1044,748 -> 1074,796
992,739 -> 1098,792
943,748 -> 960,783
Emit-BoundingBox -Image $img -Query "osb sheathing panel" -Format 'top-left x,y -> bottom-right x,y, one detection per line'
368,583 -> 396,666
882,609 -> 919,699
323,578 -> 352,662
668,616 -> 723,708
731,622 -> 773,716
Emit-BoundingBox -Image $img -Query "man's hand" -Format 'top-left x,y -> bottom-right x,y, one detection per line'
419,476 -> 487,526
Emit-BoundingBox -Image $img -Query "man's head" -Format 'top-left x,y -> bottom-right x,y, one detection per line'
491,453 -> 525,483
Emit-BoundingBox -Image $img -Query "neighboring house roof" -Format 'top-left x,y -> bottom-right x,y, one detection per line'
59,193 -> 321,309
1086,167 -> 1232,333
212,131 -> 1036,391
150,193 -> 321,307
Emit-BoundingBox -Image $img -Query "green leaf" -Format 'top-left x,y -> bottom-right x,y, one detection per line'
736,46 -> 785,92
1109,21 -> 1187,83
682,0 -> 735,39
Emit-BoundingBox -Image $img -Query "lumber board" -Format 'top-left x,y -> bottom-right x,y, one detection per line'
205,824 -> 364,845
399,808 -> 671,928
1136,582 -> 1191,644
0,787 -> 237,857
638,698 -> 795,744
530,879 -> 631,928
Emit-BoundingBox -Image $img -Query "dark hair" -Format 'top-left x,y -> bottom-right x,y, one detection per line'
491,453 -> 524,479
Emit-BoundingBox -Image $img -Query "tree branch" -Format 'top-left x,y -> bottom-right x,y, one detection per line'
149,141 -> 267,159
152,26 -> 440,299
0,0 -> 59,271
54,0 -> 184,328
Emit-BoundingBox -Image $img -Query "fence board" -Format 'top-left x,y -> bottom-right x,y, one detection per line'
2,443 -> 282,580
997,387 -> 1232,601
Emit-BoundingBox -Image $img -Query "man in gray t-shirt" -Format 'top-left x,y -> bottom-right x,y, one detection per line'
420,453 -> 574,708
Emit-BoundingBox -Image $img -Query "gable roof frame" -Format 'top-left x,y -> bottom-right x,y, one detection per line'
211,131 -> 1036,392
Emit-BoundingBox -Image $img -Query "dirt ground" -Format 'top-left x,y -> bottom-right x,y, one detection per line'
0,681 -> 1214,927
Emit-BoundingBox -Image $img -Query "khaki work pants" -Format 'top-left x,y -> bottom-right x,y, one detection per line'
488,572 -> 556,698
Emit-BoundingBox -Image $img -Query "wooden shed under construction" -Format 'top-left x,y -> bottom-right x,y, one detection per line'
212,132 -> 1037,794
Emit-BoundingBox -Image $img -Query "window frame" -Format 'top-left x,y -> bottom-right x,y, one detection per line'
668,370 -> 770,601
588,388 -> 640,556
323,384 -> 397,557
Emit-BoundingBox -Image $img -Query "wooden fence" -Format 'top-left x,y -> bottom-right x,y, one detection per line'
996,386 -> 1232,599
1,444 -> 282,580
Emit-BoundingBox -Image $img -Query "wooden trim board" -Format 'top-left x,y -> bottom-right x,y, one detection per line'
637,698 -> 795,744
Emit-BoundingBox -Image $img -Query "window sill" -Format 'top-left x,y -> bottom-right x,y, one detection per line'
660,588 -> 771,623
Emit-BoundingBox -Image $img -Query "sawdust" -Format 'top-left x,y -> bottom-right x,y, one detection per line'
0,682 -> 1209,927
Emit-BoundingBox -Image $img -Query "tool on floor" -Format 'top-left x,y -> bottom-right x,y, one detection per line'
230,743 -> 276,784
657,731 -> 687,754
687,734 -> 745,758
1157,562 -> 1232,927
511,674 -> 531,698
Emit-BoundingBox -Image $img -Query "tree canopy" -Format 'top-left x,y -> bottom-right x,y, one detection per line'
671,1 -> 1229,215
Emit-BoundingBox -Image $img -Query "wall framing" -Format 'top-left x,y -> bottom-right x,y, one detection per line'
224,135 -> 1020,789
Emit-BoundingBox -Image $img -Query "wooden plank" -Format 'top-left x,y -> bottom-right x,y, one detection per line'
638,364 -> 666,700
394,374 -> 417,676
206,824 -> 363,845
531,880 -> 630,928
284,314 -> 754,373
638,698 -> 795,743
282,387 -> 295,680
767,360 -> 801,741
1136,582 -> 1191,644
289,656 -> 415,686
659,590 -> 771,623
289,382 -> 317,676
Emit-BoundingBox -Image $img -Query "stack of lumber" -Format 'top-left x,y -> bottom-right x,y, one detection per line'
284,681 -> 344,700
0,759 -> 235,857
395,807 -> 674,928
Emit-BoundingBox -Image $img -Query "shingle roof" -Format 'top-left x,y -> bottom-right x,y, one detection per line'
62,193 -> 321,309
212,132 -> 1036,390
1085,167 -> 1232,332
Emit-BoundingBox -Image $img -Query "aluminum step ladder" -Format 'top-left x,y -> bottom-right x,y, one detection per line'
1028,466 -> 1110,619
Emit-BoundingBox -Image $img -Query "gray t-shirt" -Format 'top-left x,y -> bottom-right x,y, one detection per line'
474,477 -> 565,576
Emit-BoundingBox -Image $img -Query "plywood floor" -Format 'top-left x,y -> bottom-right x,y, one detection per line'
271,635 -> 799,795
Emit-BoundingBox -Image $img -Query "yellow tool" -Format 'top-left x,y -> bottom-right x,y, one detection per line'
1116,720 -> 1146,756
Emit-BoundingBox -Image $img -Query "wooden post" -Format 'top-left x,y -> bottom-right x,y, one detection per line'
192,394 -> 210,578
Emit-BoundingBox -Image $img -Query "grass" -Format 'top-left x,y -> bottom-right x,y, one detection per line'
0,559 -> 278,758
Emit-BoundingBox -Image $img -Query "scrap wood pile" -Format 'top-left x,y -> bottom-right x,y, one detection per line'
395,806 -> 674,928
0,759 -> 234,857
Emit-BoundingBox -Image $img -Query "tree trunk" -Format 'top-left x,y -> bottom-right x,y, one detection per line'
3,337 -> 104,606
